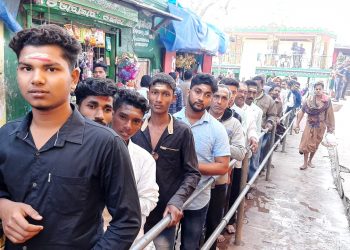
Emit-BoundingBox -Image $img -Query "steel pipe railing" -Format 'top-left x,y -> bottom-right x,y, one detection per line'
202,112 -> 295,249
131,159 -> 237,250
133,110 -> 294,250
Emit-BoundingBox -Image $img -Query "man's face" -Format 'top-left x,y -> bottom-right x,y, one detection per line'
314,85 -> 323,96
112,104 -> 143,141
148,83 -> 175,115
281,81 -> 287,89
235,84 -> 247,107
78,96 -> 114,126
295,83 -> 300,90
226,85 -> 238,107
270,87 -> 281,99
210,87 -> 230,116
17,45 -> 79,111
93,67 -> 107,78
188,84 -> 213,112
245,86 -> 258,106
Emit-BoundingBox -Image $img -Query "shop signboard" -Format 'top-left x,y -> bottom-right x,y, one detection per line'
35,0 -> 138,27
133,17 -> 152,48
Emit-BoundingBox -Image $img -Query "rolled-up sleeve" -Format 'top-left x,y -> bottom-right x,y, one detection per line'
168,128 -> 201,209
93,136 -> 141,250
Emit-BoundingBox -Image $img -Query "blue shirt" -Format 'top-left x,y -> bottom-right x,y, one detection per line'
169,87 -> 183,114
174,108 -> 230,210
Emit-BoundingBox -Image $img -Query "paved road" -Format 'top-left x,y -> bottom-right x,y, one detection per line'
220,106 -> 350,250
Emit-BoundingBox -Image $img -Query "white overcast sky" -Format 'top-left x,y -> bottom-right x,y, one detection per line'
179,0 -> 350,45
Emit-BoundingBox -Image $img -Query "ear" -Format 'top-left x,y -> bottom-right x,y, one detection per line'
172,92 -> 177,103
70,67 -> 80,92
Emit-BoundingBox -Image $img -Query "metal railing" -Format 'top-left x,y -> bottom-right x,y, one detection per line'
132,110 -> 294,250
202,110 -> 294,249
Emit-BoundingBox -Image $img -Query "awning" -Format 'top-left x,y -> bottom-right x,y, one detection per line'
118,0 -> 182,21
159,3 -> 229,55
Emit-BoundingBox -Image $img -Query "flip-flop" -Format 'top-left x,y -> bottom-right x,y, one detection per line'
308,162 -> 315,168
300,165 -> 307,170
226,225 -> 236,234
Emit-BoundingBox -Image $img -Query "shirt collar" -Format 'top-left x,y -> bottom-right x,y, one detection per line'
141,113 -> 174,135
12,104 -> 85,146
177,107 -> 210,125
255,91 -> 265,101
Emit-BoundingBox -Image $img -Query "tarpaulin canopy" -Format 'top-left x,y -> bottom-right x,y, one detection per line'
159,3 -> 228,55
0,1 -> 22,33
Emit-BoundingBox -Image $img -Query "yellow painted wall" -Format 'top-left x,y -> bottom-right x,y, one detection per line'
0,22 -> 5,126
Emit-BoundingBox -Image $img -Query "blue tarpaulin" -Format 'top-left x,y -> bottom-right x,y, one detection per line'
0,1 -> 22,33
159,3 -> 228,54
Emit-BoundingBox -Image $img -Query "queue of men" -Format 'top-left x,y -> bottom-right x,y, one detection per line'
0,24 -> 302,250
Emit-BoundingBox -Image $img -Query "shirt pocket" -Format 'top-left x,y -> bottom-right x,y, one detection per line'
49,174 -> 90,215
158,146 -> 180,168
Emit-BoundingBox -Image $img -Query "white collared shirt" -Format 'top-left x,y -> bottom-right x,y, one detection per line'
128,140 -> 159,245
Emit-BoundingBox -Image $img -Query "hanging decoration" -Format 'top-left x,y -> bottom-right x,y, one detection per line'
176,53 -> 196,70
116,53 -> 139,83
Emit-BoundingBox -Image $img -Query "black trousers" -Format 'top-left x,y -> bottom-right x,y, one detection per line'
228,168 -> 242,224
205,184 -> 227,250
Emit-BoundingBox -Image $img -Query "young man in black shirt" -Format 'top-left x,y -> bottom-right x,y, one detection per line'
0,24 -> 140,250
132,73 -> 200,249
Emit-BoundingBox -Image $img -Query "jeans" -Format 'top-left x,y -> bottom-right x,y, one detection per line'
335,78 -> 344,101
259,133 -> 271,165
180,204 -> 209,250
248,143 -> 261,181
153,226 -> 176,250
341,80 -> 349,98
205,184 -> 227,250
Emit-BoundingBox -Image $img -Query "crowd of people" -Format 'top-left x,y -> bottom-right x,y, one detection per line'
0,24 -> 336,250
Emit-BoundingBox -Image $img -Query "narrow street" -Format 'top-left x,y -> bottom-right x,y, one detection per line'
220,100 -> 350,250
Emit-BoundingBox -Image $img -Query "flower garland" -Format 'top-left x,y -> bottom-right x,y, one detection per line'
117,53 -> 139,82
176,53 -> 196,70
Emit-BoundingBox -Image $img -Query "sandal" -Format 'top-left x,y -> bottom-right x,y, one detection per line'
226,224 -> 236,234
308,162 -> 315,168
300,165 -> 308,170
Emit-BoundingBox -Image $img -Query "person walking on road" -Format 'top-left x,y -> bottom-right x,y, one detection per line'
294,82 -> 335,170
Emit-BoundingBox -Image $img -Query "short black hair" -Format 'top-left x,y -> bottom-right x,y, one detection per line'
140,75 -> 151,88
268,84 -> 281,93
75,78 -> 117,105
113,89 -> 149,115
245,80 -> 258,88
150,73 -> 176,92
93,62 -> 107,72
169,72 -> 177,81
184,70 -> 193,80
288,80 -> 297,87
252,75 -> 265,85
9,24 -> 81,70
191,73 -> 218,93
221,78 -> 239,88
314,81 -> 324,89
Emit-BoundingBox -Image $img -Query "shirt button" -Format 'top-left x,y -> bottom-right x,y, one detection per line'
35,152 -> 40,156
32,182 -> 37,188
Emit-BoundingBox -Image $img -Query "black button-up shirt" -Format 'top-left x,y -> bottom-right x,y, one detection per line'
132,115 -> 200,229
0,106 -> 141,250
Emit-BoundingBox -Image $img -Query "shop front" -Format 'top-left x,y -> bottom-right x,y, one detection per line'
23,0 -> 139,81
159,3 -> 229,75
